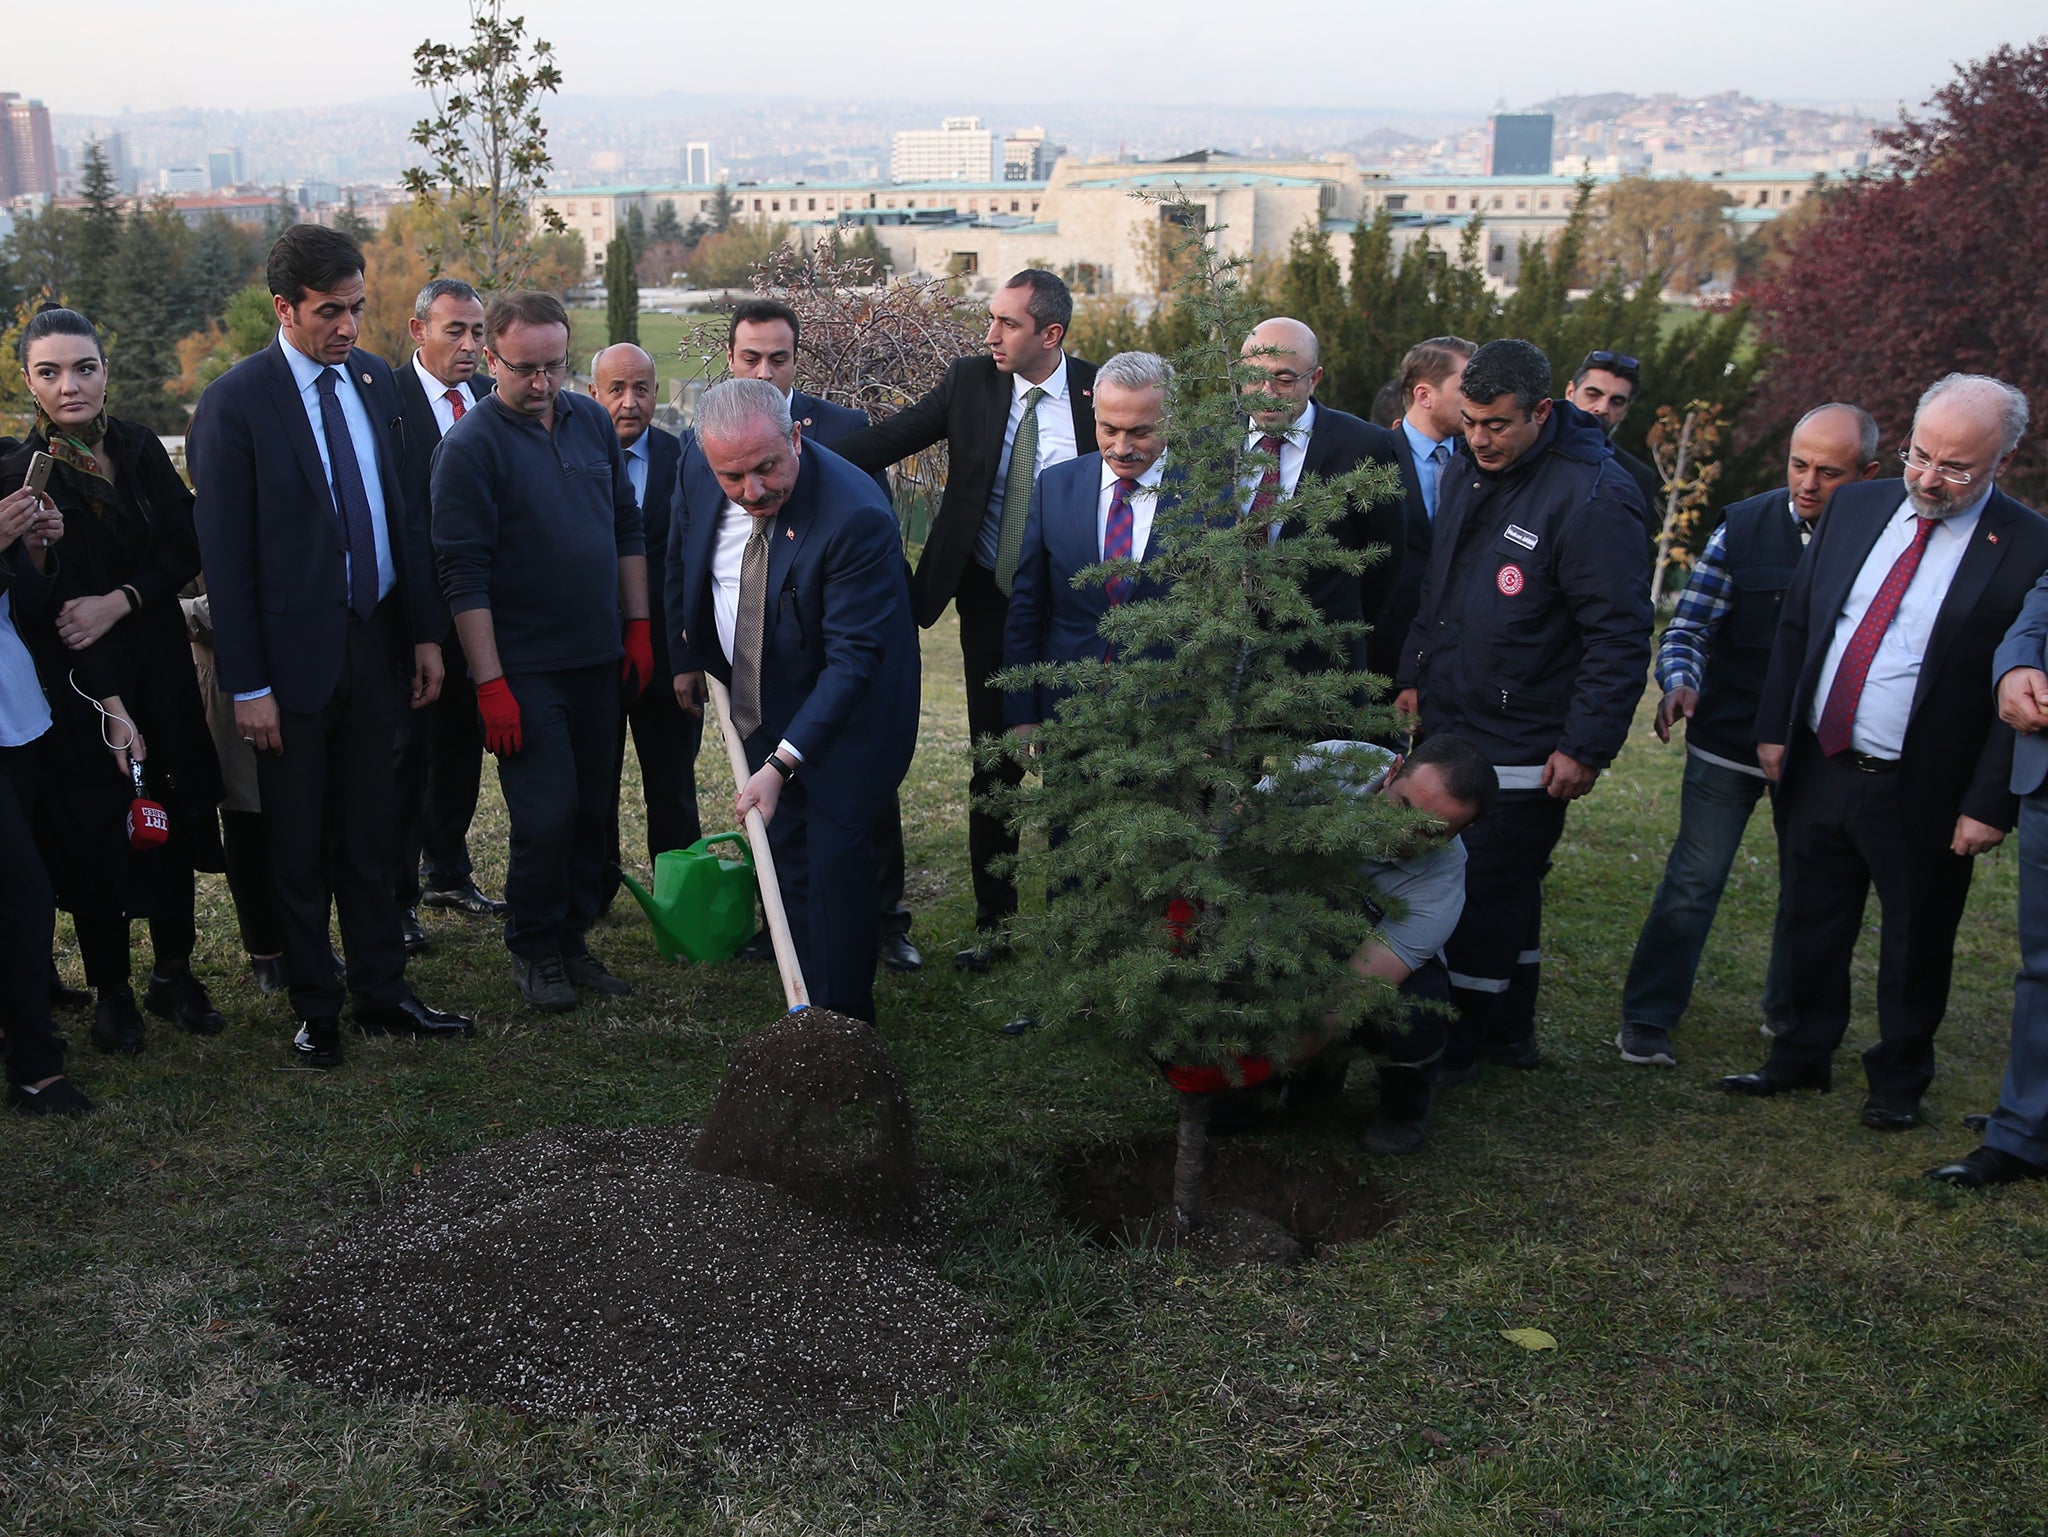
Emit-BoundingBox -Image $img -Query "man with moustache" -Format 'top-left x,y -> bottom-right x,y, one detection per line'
589,343 -> 693,908
832,271 -> 1096,972
1616,404 -> 1883,1066
392,277 -> 503,953
721,300 -> 919,972
1727,375 -> 2048,1132
431,292 -> 652,1013
666,379 -> 919,1025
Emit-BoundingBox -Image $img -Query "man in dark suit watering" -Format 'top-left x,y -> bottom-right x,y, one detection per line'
189,223 -> 473,1067
723,299 -> 919,973
590,343 -> 693,906
667,379 -> 919,1025
391,277 -> 503,950
1728,374 -> 2048,1132
833,270 -> 1096,970
432,292 -> 653,1014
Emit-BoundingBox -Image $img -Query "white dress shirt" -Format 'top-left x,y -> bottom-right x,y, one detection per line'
977,355 -> 1078,567
1098,454 -> 1168,562
0,590 -> 51,748
411,351 -> 477,437
1809,492 -> 1989,759
710,499 -> 804,762
1244,398 -> 1317,541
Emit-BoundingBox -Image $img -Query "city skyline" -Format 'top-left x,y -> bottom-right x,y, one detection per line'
38,1 -> 2046,117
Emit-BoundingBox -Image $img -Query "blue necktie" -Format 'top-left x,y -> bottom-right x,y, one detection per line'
1425,441 -> 1450,521
315,367 -> 379,618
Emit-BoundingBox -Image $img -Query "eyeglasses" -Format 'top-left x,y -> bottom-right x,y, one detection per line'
495,358 -> 571,380
1898,446 -> 1975,486
1583,350 -> 1639,374
1243,369 -> 1313,390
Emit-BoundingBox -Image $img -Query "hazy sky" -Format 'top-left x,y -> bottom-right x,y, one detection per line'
35,0 -> 2045,116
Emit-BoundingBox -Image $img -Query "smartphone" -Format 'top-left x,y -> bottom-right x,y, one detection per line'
24,451 -> 54,497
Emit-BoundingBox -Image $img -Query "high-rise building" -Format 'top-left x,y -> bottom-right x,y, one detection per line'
159,166 -> 209,194
1486,114 -> 1555,176
0,93 -> 57,200
207,147 -> 245,190
1002,127 -> 1064,182
684,141 -> 713,184
890,116 -> 1000,184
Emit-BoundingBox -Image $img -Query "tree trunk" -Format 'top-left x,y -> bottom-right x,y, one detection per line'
1173,1092 -> 1213,1232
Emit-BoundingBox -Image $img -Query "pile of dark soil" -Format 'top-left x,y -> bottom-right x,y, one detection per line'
282,1126 -> 987,1435
1058,1138 -> 1400,1265
690,1007 -> 923,1242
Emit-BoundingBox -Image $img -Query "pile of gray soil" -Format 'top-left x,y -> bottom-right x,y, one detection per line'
283,1014 -> 987,1435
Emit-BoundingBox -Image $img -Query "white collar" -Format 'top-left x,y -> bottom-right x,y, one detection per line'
1099,453 -> 1167,491
1013,354 -> 1069,404
411,349 -> 473,402
1247,397 -> 1316,445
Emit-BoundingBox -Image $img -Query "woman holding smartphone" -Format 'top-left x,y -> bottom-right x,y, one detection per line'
0,304 -> 226,1056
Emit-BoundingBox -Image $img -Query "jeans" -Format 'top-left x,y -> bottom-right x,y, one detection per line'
1622,751 -> 1792,1032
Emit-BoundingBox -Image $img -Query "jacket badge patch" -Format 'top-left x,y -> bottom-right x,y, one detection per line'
1497,563 -> 1525,596
1504,524 -> 1539,550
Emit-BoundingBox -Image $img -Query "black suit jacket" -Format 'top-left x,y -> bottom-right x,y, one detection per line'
1755,477 -> 2048,835
392,360 -> 494,643
189,340 -> 439,713
831,354 -> 1097,627
1271,403 -> 1405,673
632,424 -> 684,679
1370,423 -> 1440,678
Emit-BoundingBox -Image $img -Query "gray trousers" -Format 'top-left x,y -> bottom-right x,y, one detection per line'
1987,791 -> 2048,1167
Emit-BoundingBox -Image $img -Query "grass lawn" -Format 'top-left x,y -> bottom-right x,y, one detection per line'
4,612 -> 2044,1535
566,309 -> 725,401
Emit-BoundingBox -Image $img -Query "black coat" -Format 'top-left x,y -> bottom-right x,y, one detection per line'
0,420 -> 224,916
393,359 -> 495,645
831,354 -> 1097,628
1369,423 -> 1449,679
1755,477 -> 2048,836
1275,403 -> 1406,675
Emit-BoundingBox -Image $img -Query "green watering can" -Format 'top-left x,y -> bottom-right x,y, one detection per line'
618,832 -> 757,963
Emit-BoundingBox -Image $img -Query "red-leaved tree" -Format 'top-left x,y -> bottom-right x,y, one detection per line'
1747,38 -> 2048,506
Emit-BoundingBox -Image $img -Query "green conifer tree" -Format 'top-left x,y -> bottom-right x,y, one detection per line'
604,233 -> 638,345
988,202 -> 1418,1228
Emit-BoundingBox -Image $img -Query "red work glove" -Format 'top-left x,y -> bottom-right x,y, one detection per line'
475,676 -> 522,757
621,618 -> 654,697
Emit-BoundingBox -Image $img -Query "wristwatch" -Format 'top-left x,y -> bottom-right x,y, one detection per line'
766,753 -> 797,783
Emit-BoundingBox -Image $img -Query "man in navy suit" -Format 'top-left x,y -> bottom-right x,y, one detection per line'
1371,337 -> 1474,681
189,224 -> 473,1067
722,300 -> 920,973
1728,374 -> 2048,1131
591,343 -> 694,909
391,277 -> 503,949
666,380 -> 919,1024
1003,350 -> 1175,729
833,271 -> 1097,968
1239,317 -> 1406,693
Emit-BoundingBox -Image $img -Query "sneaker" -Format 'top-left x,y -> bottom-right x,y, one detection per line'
90,991 -> 147,1055
564,950 -> 632,998
1614,1023 -> 1677,1067
144,966 -> 227,1036
5,1077 -> 94,1116
513,955 -> 579,1013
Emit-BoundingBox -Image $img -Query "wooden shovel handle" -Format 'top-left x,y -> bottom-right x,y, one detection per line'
707,675 -> 809,1011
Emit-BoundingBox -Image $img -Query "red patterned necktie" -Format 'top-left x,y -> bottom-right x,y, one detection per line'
445,387 -> 466,422
1251,433 -> 1284,524
1103,476 -> 1138,660
1814,514 -> 1938,756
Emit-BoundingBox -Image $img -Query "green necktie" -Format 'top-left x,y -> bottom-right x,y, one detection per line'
993,385 -> 1047,596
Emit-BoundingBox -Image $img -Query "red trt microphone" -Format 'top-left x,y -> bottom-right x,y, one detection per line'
126,757 -> 169,850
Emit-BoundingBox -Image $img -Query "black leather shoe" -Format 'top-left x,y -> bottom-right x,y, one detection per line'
1487,1037 -> 1543,1070
144,966 -> 226,1036
400,908 -> 430,956
90,991 -> 147,1055
49,971 -> 92,1012
5,1076 -> 94,1116
1926,1144 -> 2048,1188
249,955 -> 289,997
1719,1064 -> 1832,1096
293,1020 -> 343,1068
1433,1060 -> 1481,1090
1000,1013 -> 1038,1037
353,996 -> 476,1038
878,932 -> 923,973
736,928 -> 775,963
420,880 -> 508,917
955,936 -> 1011,973
1963,1112 -> 1990,1133
1860,1097 -> 1922,1132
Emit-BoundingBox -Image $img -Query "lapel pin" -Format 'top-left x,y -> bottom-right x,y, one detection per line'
785,527 -> 795,539
1989,532 -> 1999,543
361,372 -> 372,385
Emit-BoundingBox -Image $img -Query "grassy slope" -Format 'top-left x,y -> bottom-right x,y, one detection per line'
2,613 -> 2042,1535
565,310 -> 724,402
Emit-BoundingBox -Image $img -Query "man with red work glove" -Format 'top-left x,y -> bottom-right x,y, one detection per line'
432,291 -> 649,1013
